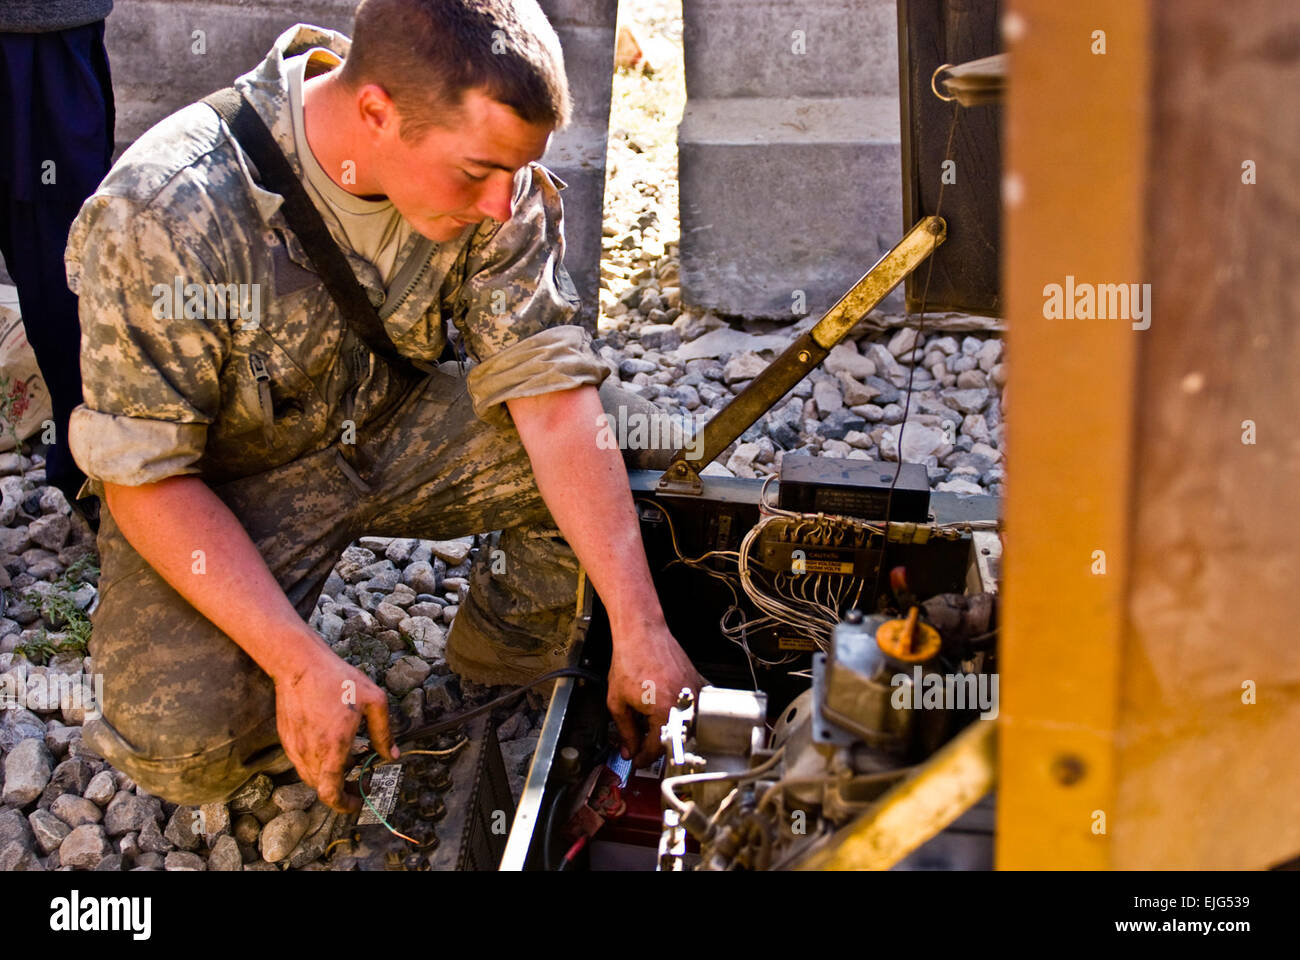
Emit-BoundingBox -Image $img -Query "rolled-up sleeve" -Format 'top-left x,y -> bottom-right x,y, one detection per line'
449,162 -> 609,427
65,195 -> 227,486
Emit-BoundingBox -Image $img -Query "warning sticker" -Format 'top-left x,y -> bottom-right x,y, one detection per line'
357,763 -> 403,824
778,635 -> 819,652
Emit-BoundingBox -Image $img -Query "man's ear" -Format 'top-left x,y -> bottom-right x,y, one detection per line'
356,83 -> 400,139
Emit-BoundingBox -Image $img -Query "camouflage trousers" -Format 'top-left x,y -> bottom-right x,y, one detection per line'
81,366 -> 674,805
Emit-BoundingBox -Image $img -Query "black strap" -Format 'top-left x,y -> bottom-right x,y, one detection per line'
202,86 -> 420,378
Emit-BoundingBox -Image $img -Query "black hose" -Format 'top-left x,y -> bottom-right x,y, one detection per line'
391,666 -> 604,749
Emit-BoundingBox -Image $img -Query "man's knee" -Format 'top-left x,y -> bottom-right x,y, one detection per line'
82,713 -> 291,807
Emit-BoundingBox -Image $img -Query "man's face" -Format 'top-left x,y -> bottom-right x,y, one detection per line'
370,87 -> 554,244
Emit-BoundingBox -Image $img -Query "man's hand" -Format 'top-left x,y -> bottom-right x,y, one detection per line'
607,622 -> 705,767
272,643 -> 399,814
103,477 -> 397,811
507,386 -> 708,767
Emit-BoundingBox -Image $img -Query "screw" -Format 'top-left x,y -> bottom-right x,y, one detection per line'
1051,754 -> 1087,786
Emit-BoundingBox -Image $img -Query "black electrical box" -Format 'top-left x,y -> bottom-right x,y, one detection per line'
777,455 -> 931,522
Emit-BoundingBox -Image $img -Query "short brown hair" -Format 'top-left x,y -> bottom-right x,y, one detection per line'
340,0 -> 571,142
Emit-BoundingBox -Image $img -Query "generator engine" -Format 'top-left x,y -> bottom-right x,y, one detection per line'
657,593 -> 996,870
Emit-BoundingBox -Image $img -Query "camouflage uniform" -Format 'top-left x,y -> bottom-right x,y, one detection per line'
65,24 -> 674,804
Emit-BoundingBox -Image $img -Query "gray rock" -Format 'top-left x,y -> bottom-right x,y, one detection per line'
82,771 -> 117,809
938,477 -> 983,495
812,378 -> 843,415
208,834 -> 243,871
50,756 -> 97,794
27,514 -> 71,552
383,538 -> 419,565
722,351 -> 769,384
0,706 -> 45,753
0,526 -> 31,555
197,801 -> 231,845
339,611 -> 377,640
956,369 -> 988,389
137,817 -> 173,854
823,343 -> 875,380
386,583 -> 416,607
0,806 -> 34,850
618,357 -> 656,377
880,422 -> 951,463
402,561 -> 440,596
358,560 -> 401,593
500,735 -> 540,776
260,810 -> 310,862
887,327 -> 921,358
93,853 -> 125,871
287,806 -> 340,869
60,824 -> 110,869
117,832 -> 140,858
43,723 -> 80,759
423,676 -> 461,715
51,794 -> 101,828
164,850 -> 206,871
496,711 -> 529,742
227,773 -> 274,814
272,783 -> 317,813
863,375 -> 900,405
2,737 -> 52,806
162,806 -> 201,850
942,388 -> 991,415
374,602 -> 407,630
385,656 -> 431,697
0,839 -> 43,870
232,814 -> 261,846
816,409 -> 866,441
132,852 -> 164,871
430,538 -> 474,567
638,323 -> 680,352
318,612 -> 345,644
30,808 -> 71,853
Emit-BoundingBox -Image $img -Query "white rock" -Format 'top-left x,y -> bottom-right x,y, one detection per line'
938,478 -> 984,495
887,328 -> 921,358
824,343 -> 875,380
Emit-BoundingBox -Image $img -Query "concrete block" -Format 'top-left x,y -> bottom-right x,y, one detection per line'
678,0 -> 904,318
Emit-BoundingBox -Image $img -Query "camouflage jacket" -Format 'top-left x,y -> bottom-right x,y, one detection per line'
66,23 -> 608,491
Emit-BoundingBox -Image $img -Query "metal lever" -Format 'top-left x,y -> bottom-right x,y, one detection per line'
656,216 -> 947,495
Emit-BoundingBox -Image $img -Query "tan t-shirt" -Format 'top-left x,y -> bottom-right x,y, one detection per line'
287,48 -> 413,287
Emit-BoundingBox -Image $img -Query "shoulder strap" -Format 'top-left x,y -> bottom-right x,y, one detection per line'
201,86 -> 420,377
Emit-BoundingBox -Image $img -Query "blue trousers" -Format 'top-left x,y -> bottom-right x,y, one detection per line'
0,20 -> 114,504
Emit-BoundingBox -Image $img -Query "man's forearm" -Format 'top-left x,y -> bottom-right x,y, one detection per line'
102,476 -> 330,683
506,386 -> 667,640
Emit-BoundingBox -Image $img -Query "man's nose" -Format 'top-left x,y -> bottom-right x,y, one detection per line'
477,176 -> 515,224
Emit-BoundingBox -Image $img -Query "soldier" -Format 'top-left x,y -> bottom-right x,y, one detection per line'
66,0 -> 704,813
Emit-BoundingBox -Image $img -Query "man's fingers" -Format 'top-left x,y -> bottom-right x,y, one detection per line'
609,701 -> 642,761
362,690 -> 400,761
317,763 -> 359,814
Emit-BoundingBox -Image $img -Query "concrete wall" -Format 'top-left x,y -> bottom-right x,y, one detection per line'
677,0 -> 904,318
103,0 -> 614,329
